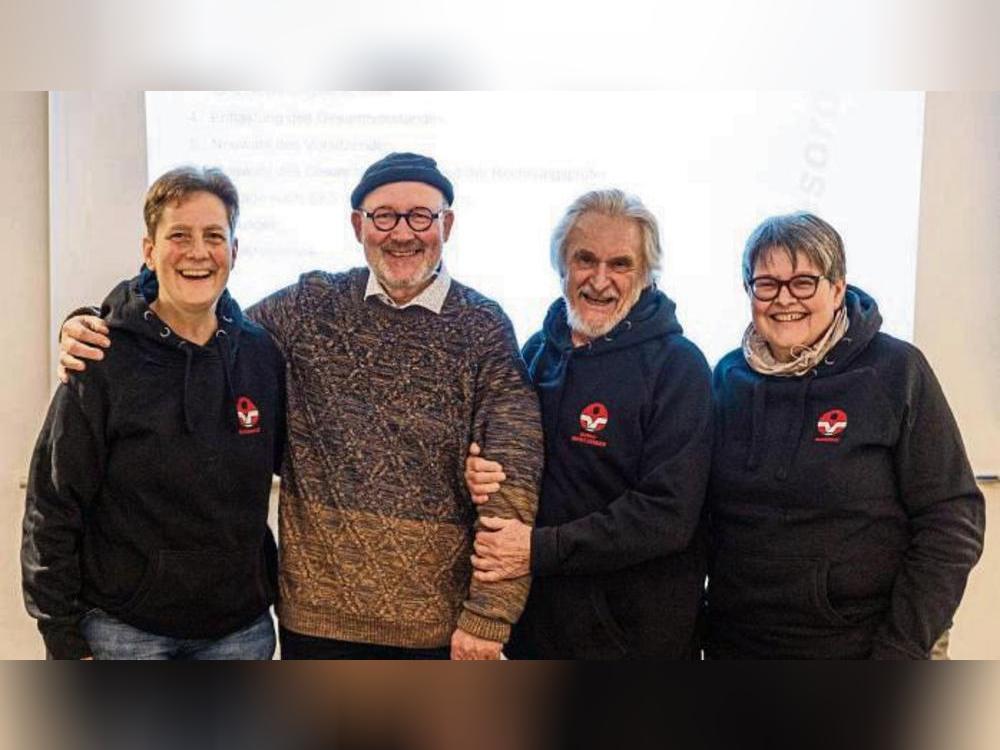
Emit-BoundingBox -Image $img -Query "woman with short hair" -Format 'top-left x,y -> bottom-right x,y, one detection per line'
21,166 -> 285,659
705,212 -> 984,659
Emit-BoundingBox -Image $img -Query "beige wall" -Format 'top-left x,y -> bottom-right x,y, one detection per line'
0,92 -> 49,658
0,92 -> 147,659
914,92 -> 1000,659
48,92 -> 148,369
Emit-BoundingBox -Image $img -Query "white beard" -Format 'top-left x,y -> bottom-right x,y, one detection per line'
563,280 -> 643,342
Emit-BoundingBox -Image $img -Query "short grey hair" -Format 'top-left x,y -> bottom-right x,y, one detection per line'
742,212 -> 846,286
550,189 -> 662,285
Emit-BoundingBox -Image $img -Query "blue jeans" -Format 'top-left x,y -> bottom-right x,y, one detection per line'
80,608 -> 275,660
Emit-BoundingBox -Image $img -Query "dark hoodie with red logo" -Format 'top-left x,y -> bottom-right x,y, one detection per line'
706,286 -> 985,659
509,286 -> 713,659
21,270 -> 285,659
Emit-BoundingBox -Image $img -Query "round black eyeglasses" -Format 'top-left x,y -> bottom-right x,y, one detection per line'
359,208 -> 443,232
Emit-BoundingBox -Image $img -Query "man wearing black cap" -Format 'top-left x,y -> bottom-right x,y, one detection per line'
348,153 -> 456,310
57,153 -> 544,659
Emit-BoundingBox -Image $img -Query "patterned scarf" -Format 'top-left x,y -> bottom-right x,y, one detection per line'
742,305 -> 850,377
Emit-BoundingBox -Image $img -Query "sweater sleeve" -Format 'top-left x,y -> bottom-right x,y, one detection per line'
871,352 -> 985,659
21,378 -> 109,660
458,310 -> 544,644
245,276 -> 312,357
531,340 -> 713,577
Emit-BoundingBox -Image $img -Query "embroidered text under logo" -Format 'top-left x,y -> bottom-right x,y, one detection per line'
815,408 -> 847,443
237,396 -> 261,435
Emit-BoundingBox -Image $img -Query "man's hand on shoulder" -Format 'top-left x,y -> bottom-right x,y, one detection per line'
450,627 -> 503,660
58,315 -> 110,383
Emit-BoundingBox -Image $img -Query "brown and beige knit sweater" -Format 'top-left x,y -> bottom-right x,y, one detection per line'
248,268 -> 543,647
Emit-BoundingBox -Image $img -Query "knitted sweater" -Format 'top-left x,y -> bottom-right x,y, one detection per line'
248,268 -> 543,647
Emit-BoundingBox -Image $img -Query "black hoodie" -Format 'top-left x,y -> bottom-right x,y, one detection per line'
22,271 -> 286,659
706,287 -> 985,659
509,287 -> 713,659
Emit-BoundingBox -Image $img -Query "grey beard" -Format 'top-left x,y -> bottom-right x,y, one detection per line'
563,284 -> 642,342
566,302 -> 623,340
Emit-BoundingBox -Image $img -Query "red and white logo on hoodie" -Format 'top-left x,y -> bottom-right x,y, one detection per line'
579,402 -> 609,433
815,408 -> 847,443
237,396 -> 261,435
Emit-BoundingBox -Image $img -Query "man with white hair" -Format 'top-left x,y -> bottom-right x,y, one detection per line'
466,189 -> 712,658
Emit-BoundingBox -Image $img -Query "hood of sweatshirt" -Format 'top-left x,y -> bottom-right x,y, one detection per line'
527,286 -> 684,390
807,285 -> 882,377
100,267 -> 246,433
740,285 -> 883,476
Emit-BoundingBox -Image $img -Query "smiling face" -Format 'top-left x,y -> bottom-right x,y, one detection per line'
351,181 -> 454,304
750,247 -> 846,362
562,212 -> 645,345
143,191 -> 237,321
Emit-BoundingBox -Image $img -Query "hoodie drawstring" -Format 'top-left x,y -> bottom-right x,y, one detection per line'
745,374 -> 814,478
745,379 -> 768,470
776,374 -> 815,481
181,346 -> 196,433
216,332 -> 239,433
179,331 -> 239,434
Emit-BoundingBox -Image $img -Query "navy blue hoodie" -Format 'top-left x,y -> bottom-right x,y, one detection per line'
510,287 -> 713,659
22,271 -> 286,659
706,287 -> 984,659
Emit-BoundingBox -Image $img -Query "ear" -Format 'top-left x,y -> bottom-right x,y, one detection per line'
831,277 -> 847,308
142,236 -> 156,270
230,237 -> 238,270
441,209 -> 454,242
350,210 -> 363,242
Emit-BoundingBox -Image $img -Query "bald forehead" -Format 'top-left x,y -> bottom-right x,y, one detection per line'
362,181 -> 447,210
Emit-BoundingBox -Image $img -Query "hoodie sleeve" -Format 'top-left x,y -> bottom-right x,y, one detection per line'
459,308 -> 544,644
531,339 -> 713,576
871,351 -> 985,659
21,377 -> 109,659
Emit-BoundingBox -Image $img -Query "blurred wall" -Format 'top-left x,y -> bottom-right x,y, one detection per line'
1,92 -> 50,658
0,92 -> 147,659
48,92 -> 148,370
915,92 -> 1000,659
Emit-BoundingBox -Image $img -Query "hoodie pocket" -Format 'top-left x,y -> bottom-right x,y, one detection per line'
709,552 -> 851,629
118,547 -> 270,639
813,559 -> 853,627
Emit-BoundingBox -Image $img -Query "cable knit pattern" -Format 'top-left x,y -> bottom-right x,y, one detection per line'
248,268 -> 543,647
